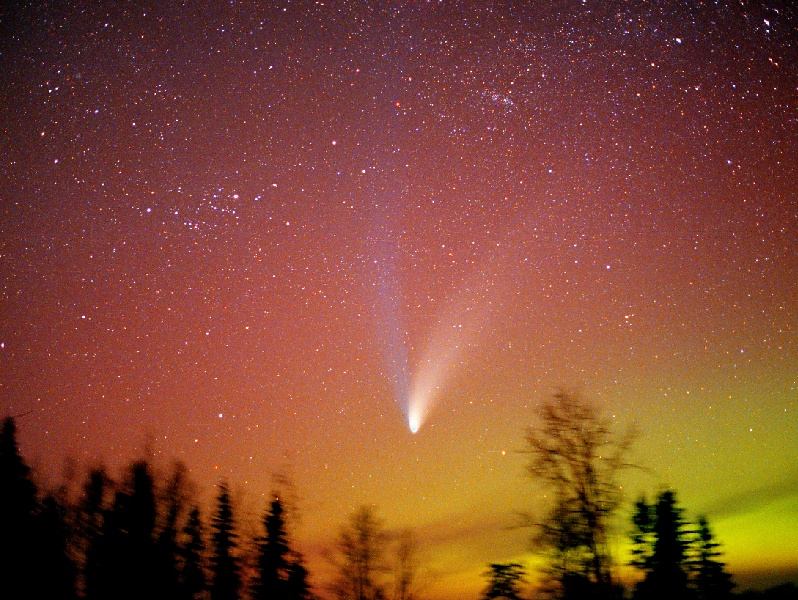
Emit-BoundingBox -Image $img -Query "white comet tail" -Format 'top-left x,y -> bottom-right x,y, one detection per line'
401,261 -> 504,433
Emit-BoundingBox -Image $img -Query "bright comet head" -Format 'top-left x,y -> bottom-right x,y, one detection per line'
408,410 -> 420,434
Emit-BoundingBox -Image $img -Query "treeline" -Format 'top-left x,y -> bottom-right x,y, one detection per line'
501,390 -> 744,600
3,392 -> 795,600
629,490 -> 733,600
1,415 -> 421,600
0,416 -> 309,600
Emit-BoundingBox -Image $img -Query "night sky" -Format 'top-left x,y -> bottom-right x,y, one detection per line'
1,0 -> 797,596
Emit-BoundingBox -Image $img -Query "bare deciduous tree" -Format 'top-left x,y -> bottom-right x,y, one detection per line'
332,506 -> 389,600
523,390 -> 633,599
393,528 -> 419,600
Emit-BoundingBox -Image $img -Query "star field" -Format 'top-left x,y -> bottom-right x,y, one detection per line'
1,1 -> 797,596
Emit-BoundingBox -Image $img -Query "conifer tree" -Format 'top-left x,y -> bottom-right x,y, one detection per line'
692,516 -> 734,600
82,467 -> 112,600
181,505 -> 207,600
211,481 -> 240,600
156,461 -> 189,600
630,490 -> 692,600
38,492 -> 78,599
96,459 -> 158,600
286,553 -> 312,600
255,495 -> 312,600
0,417 -> 39,600
256,496 -> 291,600
131,459 -> 158,568
481,563 -> 526,600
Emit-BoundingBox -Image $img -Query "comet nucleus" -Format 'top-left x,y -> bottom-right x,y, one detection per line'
408,411 -> 420,434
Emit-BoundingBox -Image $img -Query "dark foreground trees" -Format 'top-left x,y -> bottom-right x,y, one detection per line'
256,495 -> 290,600
630,490 -> 692,600
694,516 -> 734,600
255,494 -> 311,600
523,390 -> 632,599
38,491 -> 78,599
80,458 -> 199,600
211,481 -> 240,600
0,414 -> 318,600
0,416 -> 229,600
0,407 -> 745,600
181,505 -> 207,600
0,416 -> 50,599
481,563 -> 526,600
630,490 -> 734,600
156,460 -> 190,600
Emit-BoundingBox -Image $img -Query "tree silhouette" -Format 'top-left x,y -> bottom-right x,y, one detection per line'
155,460 -> 190,600
0,416 -> 39,600
81,466 -> 113,600
523,391 -> 632,599
481,563 -> 526,600
38,492 -> 78,599
0,409 -> 744,600
692,516 -> 734,600
128,459 -> 158,597
332,505 -> 389,600
286,552 -> 312,600
255,495 -> 291,600
180,505 -> 208,600
211,481 -> 240,600
97,459 -> 159,600
630,490 -> 692,600
629,496 -> 654,572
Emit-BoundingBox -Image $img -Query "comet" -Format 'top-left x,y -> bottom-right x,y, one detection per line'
404,263 -> 503,434
408,409 -> 421,434
370,206 -> 508,434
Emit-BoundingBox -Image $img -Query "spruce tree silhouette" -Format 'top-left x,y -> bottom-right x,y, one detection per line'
38,492 -> 78,600
286,553 -> 311,600
256,496 -> 291,600
156,461 -> 189,600
82,467 -> 112,600
481,563 -> 526,600
181,505 -> 208,600
630,490 -> 692,600
211,481 -> 240,600
126,460 -> 158,599
255,495 -> 312,600
99,459 -> 158,600
630,496 -> 654,572
693,516 -> 734,600
0,417 -> 39,600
